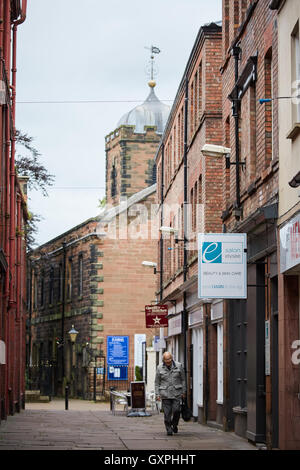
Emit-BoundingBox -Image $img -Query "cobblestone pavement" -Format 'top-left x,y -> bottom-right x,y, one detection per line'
0,399 -> 257,452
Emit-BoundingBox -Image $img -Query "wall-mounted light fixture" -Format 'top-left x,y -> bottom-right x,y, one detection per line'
68,325 -> 79,344
142,260 -> 161,275
159,226 -> 183,244
288,171 -> 300,188
224,152 -> 245,170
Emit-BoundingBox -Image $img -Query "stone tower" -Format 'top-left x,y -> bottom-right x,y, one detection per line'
105,81 -> 170,206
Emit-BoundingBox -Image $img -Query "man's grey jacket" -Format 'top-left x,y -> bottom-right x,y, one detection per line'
155,360 -> 186,399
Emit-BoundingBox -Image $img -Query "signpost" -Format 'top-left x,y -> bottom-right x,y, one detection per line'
198,233 -> 247,299
145,304 -> 168,328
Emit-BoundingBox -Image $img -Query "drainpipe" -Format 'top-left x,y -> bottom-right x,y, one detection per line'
9,0 -> 27,308
61,242 -> 67,381
159,143 -> 164,303
183,77 -> 189,386
158,142 -> 165,364
16,193 -> 21,403
3,0 -> 11,299
3,0 -> 12,419
16,194 -> 22,320
232,45 -> 241,214
28,257 -> 33,386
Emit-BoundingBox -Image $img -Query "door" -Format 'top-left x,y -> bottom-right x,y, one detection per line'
192,327 -> 203,417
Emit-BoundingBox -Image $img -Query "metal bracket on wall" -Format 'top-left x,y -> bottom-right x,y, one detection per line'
247,284 -> 267,288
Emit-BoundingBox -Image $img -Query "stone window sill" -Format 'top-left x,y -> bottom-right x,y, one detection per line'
286,123 -> 300,140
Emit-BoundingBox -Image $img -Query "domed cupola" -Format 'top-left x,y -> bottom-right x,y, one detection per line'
117,81 -> 170,135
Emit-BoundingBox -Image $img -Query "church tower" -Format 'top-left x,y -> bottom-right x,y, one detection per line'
105,79 -> 170,206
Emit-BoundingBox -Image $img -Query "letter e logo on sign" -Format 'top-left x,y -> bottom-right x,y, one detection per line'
202,242 -> 222,263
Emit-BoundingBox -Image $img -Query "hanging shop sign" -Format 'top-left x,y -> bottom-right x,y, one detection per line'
198,233 -> 247,299
145,304 -> 168,328
280,212 -> 300,273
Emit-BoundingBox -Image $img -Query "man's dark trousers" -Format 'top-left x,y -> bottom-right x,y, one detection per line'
162,398 -> 181,432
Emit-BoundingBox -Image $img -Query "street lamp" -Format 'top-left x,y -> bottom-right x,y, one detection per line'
142,260 -> 161,275
67,325 -> 79,399
159,226 -> 183,244
68,325 -> 79,343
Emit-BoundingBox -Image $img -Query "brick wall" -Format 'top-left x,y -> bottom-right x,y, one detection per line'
156,23 -> 223,299
221,0 -> 278,230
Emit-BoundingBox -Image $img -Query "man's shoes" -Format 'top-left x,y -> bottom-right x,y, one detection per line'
172,425 -> 178,434
166,428 -> 173,436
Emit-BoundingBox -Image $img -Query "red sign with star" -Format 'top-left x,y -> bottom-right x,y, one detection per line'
145,305 -> 168,328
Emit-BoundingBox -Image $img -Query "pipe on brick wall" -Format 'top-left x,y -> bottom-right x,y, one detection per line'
61,242 -> 67,380
182,77 -> 189,387
16,194 -> 22,321
9,0 -> 27,307
3,0 -> 12,419
232,45 -> 242,212
159,143 -> 164,302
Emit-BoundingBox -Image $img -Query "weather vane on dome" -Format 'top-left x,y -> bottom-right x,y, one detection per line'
144,45 -> 161,87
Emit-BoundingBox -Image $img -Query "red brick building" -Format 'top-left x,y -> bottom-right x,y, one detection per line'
0,0 -> 28,423
155,21 -> 225,424
269,0 -> 300,450
220,0 -> 279,447
27,82 -> 169,398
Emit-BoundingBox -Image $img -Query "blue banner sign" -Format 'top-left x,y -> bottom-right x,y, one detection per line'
107,336 -> 129,366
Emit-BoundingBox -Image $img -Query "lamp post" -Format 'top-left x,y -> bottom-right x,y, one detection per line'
68,325 -> 78,368
67,325 -> 78,400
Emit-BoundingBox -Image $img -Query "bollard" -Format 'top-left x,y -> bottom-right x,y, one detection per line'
65,385 -> 69,410
93,367 -> 96,402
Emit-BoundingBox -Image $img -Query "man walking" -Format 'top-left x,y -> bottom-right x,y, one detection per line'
155,352 -> 186,435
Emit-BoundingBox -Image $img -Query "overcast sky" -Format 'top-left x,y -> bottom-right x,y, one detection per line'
16,0 -> 222,247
